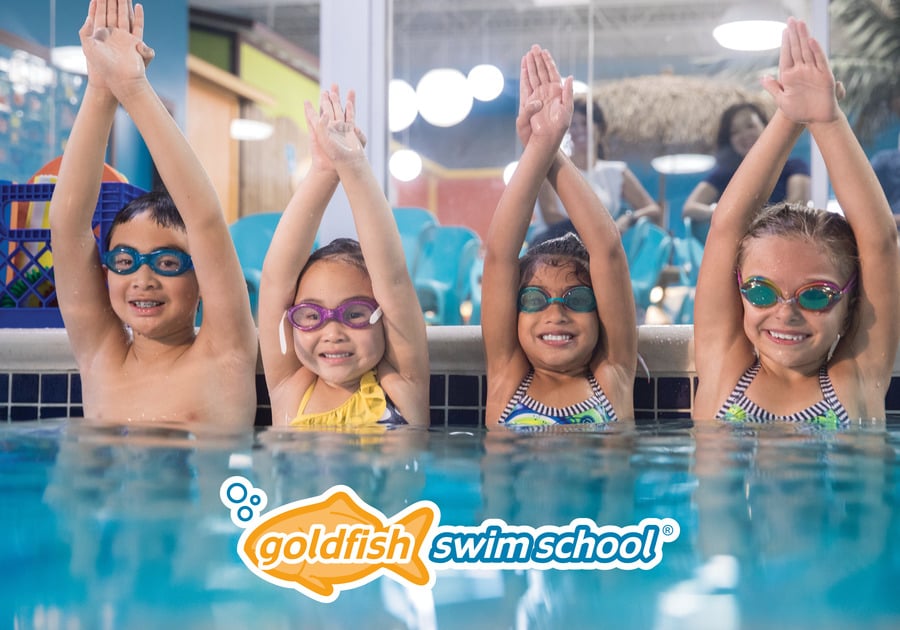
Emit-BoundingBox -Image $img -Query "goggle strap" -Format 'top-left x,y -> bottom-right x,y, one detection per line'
279,311 -> 289,355
368,305 -> 384,325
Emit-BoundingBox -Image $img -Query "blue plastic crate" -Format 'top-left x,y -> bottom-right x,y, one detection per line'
0,182 -> 146,327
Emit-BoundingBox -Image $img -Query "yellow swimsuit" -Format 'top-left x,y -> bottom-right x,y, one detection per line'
290,370 -> 407,428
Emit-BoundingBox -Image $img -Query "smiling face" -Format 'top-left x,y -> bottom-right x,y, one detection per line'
739,235 -> 852,373
104,212 -> 198,341
728,107 -> 766,157
291,259 -> 385,388
517,261 -> 600,375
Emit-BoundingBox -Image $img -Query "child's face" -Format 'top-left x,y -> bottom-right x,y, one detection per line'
517,262 -> 599,374
292,259 -> 385,388
740,235 -> 851,371
104,213 -> 198,340
729,108 -> 765,157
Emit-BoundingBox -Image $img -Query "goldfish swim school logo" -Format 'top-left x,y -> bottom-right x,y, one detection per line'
220,477 -> 680,602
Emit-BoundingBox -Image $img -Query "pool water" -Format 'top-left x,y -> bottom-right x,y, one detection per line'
2,419 -> 899,629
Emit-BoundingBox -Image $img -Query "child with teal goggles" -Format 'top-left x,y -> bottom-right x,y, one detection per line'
517,285 -> 597,313
102,246 -> 194,277
737,270 -> 856,312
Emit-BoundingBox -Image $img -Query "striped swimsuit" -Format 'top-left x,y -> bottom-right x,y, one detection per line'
717,360 -> 850,429
499,369 -> 617,426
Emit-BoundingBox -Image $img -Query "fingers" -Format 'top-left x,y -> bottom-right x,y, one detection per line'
133,3 -> 144,40
806,35 -> 829,73
137,41 -> 155,66
105,0 -> 115,30
518,55 -> 529,113
785,16 -> 802,69
117,0 -> 130,31
541,48 -> 561,85
345,89 -> 356,124
81,0 -> 97,38
525,46 -> 541,94
760,75 -> 783,101
835,80 -> 846,101
534,48 -> 551,86
561,75 -> 574,110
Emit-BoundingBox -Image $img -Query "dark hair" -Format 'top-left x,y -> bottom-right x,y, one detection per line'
518,232 -> 591,288
714,102 -> 769,170
738,202 -> 860,329
105,190 -> 186,250
296,237 -> 369,288
573,95 -> 607,160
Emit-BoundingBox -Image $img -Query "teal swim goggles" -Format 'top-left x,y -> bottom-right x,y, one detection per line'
737,270 -> 857,312
518,285 -> 597,313
103,246 -> 194,277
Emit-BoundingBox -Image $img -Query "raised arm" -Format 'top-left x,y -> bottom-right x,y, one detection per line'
544,141 -> 637,402
482,46 -> 572,411
258,92 -> 340,395
776,19 -> 900,382
316,88 -> 430,423
693,24 -> 806,401
49,0 -> 148,362
91,1 -> 255,358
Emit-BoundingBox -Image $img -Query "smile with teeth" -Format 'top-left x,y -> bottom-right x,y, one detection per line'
131,300 -> 162,308
541,333 -> 572,342
767,330 -> 807,342
321,352 -> 352,359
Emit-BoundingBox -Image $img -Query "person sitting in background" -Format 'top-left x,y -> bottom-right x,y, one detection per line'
682,102 -> 811,241
529,95 -> 661,247
870,145 -> 900,227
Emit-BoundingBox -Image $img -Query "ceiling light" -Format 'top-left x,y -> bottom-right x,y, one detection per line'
389,79 -> 418,132
51,46 -> 87,75
467,64 -> 504,102
651,154 -> 716,175
389,149 -> 423,182
416,68 -> 473,128
713,4 -> 787,51
230,119 -> 274,141
502,161 -> 518,185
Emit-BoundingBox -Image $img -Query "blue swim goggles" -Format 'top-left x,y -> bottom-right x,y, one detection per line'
517,286 -> 597,313
102,246 -> 194,277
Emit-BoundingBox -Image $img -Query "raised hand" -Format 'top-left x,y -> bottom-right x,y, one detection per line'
521,46 -> 573,146
80,0 -> 154,97
762,17 -> 840,124
304,86 -> 368,170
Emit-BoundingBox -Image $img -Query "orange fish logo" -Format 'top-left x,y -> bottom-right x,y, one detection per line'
220,477 -> 438,602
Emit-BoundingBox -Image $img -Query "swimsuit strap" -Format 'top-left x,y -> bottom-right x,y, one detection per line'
716,360 -> 760,418
296,379 -> 316,414
498,369 -> 534,423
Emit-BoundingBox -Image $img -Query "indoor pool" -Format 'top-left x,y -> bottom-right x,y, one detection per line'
2,418 -> 899,629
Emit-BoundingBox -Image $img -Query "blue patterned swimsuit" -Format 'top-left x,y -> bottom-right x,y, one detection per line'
717,360 -> 850,429
499,369 -> 617,426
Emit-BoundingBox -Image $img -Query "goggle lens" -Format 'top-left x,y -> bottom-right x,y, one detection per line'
518,286 -> 597,313
103,247 -> 194,276
287,299 -> 382,331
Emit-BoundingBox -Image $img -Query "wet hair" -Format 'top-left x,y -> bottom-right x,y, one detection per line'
518,232 -> 591,288
296,237 -> 369,289
105,190 -> 186,250
737,202 -> 860,326
573,95 -> 608,160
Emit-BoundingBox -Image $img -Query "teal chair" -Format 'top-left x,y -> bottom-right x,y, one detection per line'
392,207 -> 437,276
414,225 -> 481,325
671,233 -> 704,287
466,255 -> 484,325
620,217 -> 653,267
228,212 -> 283,320
684,216 -> 710,246
629,223 -> 673,311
